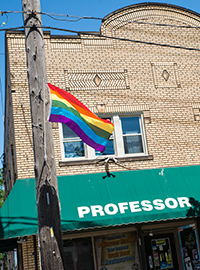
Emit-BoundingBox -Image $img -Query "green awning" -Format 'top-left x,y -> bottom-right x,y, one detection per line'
1,165 -> 200,240
0,178 -> 38,240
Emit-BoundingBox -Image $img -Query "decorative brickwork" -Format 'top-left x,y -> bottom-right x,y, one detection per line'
90,104 -> 149,114
80,35 -> 113,47
65,70 -> 129,90
50,38 -> 82,51
151,62 -> 180,88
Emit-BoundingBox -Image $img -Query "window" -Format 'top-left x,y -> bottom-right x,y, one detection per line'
62,125 -> 85,158
63,238 -> 94,270
95,118 -> 114,156
60,114 -> 148,160
95,231 -> 140,269
121,116 -> 144,154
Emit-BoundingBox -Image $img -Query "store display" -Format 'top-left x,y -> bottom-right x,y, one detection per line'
151,238 -> 173,269
95,232 -> 140,270
178,224 -> 200,270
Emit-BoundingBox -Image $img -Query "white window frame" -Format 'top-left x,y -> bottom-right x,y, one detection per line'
114,114 -> 148,157
59,113 -> 148,161
59,124 -> 90,161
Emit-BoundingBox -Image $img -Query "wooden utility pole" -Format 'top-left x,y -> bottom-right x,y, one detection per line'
22,0 -> 65,269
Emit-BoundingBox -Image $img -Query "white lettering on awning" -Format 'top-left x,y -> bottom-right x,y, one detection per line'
77,197 -> 191,218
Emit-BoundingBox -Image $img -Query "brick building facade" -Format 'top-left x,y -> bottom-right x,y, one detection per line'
2,3 -> 200,270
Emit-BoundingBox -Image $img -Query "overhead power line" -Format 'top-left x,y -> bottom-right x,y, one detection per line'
35,25 -> 200,52
1,10 -> 200,28
0,154 -> 4,166
0,12 -> 8,26
41,12 -> 102,22
0,26 -> 24,32
1,25 -> 200,52
117,19 -> 200,29
0,10 -> 102,22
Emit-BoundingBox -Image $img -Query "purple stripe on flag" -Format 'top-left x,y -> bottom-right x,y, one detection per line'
50,114 -> 106,153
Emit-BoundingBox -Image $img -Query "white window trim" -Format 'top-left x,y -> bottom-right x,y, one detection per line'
59,123 -> 65,159
59,113 -> 148,161
113,114 -> 148,158
140,114 -> 148,156
113,115 -> 124,157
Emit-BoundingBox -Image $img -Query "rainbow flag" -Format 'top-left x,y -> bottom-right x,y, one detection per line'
48,83 -> 114,153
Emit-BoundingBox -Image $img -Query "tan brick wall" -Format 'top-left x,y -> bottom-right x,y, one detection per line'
21,235 -> 40,270
4,40 -> 18,196
5,3 -> 200,180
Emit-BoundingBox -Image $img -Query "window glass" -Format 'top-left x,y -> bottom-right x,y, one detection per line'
95,136 -> 114,156
121,117 -> 143,154
95,118 -> 114,156
121,116 -> 141,134
64,141 -> 84,158
62,124 -> 85,158
95,232 -> 140,269
63,238 -> 94,270
124,135 -> 143,154
63,124 -> 79,139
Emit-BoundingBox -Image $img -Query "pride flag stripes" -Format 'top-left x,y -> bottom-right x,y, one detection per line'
48,83 -> 114,153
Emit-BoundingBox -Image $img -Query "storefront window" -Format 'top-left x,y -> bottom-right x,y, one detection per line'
151,238 -> 173,269
178,224 -> 200,270
144,232 -> 179,270
63,237 -> 94,270
95,231 -> 139,270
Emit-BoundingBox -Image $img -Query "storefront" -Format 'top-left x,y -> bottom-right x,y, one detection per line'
1,165 -> 200,269
143,222 -> 200,270
60,220 -> 200,270
62,229 -> 140,270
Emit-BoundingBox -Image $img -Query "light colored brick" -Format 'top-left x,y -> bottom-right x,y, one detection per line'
4,3 -> 200,184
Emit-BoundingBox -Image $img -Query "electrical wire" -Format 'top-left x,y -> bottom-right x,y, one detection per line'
1,8 -> 200,34
0,11 -> 24,14
0,11 -> 200,29
38,25 -> 200,52
41,11 -> 102,22
2,9 -> 200,29
0,12 -> 8,27
120,20 -> 200,29
0,154 -> 3,166
1,24 -> 200,52
0,10 -> 103,22
41,13 -> 82,22
0,26 -> 24,32
0,150 -> 4,168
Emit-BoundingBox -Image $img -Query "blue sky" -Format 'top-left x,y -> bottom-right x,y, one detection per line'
0,0 -> 200,166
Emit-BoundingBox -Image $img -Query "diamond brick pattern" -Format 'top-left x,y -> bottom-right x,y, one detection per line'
65,70 -> 128,90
